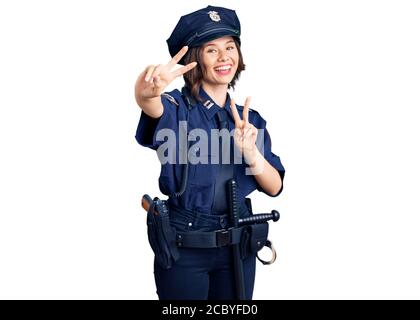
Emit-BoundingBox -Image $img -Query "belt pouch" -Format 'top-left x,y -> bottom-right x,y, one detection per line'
240,222 -> 269,259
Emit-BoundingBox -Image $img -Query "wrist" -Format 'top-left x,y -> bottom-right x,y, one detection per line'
246,149 -> 260,168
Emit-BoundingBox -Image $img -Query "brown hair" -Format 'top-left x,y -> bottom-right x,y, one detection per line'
182,38 -> 245,102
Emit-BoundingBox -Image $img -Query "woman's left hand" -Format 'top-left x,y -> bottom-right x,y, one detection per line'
230,97 -> 258,166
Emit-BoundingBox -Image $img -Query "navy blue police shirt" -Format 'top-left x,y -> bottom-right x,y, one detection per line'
135,87 -> 285,214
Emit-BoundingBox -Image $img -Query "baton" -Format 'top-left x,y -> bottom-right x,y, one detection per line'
228,179 -> 246,300
238,210 -> 280,226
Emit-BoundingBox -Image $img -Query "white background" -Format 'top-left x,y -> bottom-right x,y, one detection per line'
1,0 -> 419,299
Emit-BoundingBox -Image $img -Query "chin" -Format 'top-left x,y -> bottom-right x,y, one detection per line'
212,75 -> 235,86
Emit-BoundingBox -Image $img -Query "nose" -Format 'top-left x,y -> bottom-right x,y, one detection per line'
218,51 -> 230,62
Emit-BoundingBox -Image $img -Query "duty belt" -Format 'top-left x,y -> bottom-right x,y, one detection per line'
175,226 -> 245,248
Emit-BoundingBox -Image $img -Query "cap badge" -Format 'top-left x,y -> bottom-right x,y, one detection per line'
208,11 -> 221,22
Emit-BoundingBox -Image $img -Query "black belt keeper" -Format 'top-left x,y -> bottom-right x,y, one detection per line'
176,226 -> 245,248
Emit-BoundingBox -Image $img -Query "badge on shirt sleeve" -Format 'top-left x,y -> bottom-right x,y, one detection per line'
208,11 -> 221,22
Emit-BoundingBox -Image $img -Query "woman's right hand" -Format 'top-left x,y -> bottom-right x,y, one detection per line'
135,46 -> 197,102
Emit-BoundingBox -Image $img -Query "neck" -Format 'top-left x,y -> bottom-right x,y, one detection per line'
201,82 -> 229,107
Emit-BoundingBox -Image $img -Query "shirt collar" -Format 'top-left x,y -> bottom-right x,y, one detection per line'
199,87 -> 235,121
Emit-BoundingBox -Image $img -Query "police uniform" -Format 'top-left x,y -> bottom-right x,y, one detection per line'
135,6 -> 285,300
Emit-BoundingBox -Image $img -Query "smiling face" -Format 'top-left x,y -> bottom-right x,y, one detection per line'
200,36 -> 239,88
182,36 -> 245,101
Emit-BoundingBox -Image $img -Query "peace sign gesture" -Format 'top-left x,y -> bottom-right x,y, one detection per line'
135,46 -> 197,101
230,97 -> 259,166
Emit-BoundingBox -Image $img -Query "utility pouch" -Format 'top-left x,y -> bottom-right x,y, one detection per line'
240,222 -> 269,259
146,199 -> 180,269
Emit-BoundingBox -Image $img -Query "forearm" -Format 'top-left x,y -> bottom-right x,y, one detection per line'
248,150 -> 282,196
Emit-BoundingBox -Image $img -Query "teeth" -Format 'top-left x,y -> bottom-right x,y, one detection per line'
215,65 -> 231,71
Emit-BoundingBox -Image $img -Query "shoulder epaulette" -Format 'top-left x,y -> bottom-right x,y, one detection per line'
161,93 -> 179,106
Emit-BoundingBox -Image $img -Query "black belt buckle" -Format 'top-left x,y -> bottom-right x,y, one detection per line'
216,229 -> 230,247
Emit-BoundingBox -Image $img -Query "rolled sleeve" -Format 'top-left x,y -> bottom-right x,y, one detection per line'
135,95 -> 178,150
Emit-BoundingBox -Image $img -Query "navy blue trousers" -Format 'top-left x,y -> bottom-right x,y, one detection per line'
154,206 -> 256,300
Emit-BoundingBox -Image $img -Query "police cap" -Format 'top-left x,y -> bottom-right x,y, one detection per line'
167,5 -> 241,60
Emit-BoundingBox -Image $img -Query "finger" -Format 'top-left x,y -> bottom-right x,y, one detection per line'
243,123 -> 257,142
168,46 -> 189,67
243,96 -> 251,124
234,128 -> 244,143
150,64 -> 163,79
172,62 -> 197,78
152,75 -> 161,86
144,65 -> 155,82
252,126 -> 258,137
230,99 -> 242,128
244,126 -> 255,140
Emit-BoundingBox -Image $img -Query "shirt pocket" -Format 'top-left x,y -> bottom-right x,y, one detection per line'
189,147 -> 215,186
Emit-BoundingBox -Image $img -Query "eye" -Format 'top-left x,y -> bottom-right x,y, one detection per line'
207,48 -> 217,53
226,46 -> 235,51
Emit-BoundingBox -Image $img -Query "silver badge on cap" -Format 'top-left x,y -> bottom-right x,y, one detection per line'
208,11 -> 221,22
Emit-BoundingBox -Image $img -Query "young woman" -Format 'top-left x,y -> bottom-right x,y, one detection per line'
135,6 -> 285,300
